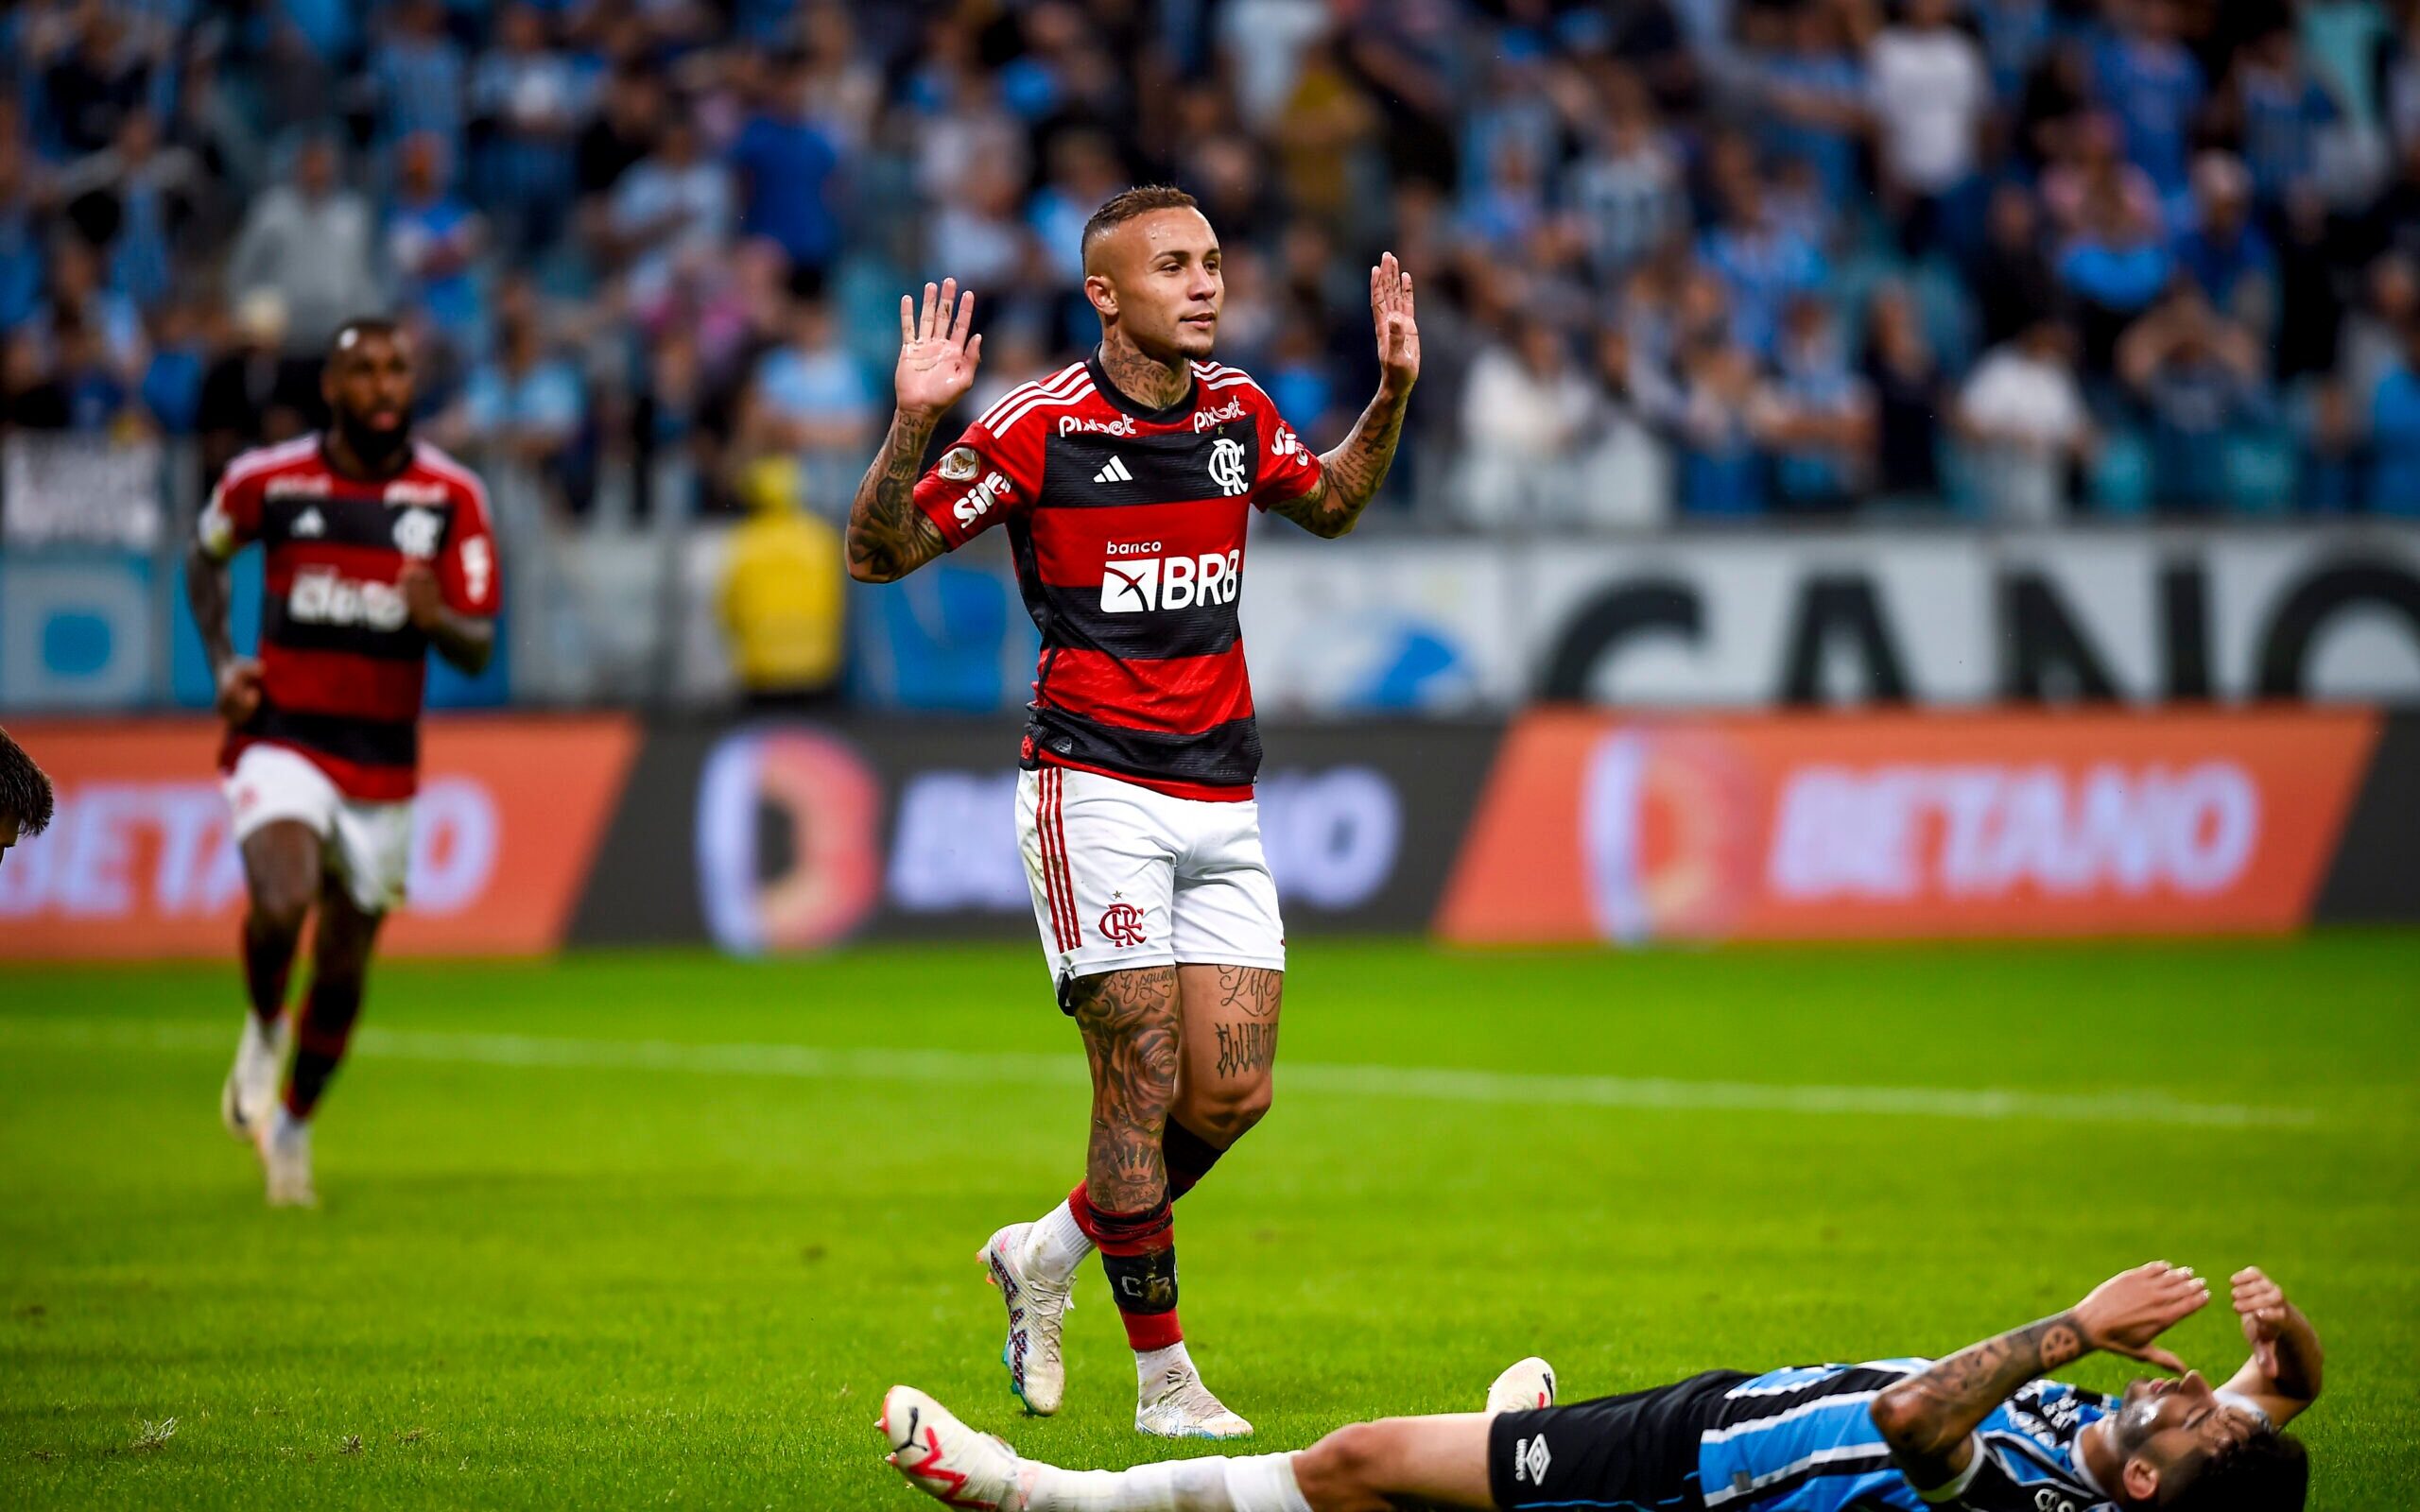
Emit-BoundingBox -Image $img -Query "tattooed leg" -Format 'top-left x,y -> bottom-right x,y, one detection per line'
1062,966 -> 1186,1353
1172,964 -> 1283,1156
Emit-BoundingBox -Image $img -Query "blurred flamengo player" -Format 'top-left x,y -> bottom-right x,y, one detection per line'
847,186 -> 1419,1438
186,318 -> 499,1207
884,1263 -> 2319,1512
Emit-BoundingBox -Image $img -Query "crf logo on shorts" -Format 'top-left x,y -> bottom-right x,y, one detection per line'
1099,902 -> 1147,946
1099,550 -> 1242,612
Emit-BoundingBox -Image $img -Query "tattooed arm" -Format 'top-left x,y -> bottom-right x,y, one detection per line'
1267,252 -> 1420,540
1871,1263 -> 2211,1487
847,279 -> 979,584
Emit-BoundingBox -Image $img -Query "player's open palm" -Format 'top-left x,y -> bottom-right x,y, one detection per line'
1370,251 -> 1419,392
2076,1262 -> 2211,1372
896,278 -> 982,421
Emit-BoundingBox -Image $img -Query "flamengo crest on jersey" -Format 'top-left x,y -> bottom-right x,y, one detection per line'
198,437 -> 500,801
910,352 -> 1323,799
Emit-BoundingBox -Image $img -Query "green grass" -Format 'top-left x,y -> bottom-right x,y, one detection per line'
2,936 -> 2417,1509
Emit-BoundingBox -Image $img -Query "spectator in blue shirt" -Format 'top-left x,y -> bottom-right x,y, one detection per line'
2118,284 -> 2273,512
1758,4 -> 1863,210
373,0 -> 466,155
386,131 -> 486,365
2230,26 -> 2341,208
1697,158 -> 1826,358
2058,180 -> 2174,374
730,49 -> 843,279
1753,296 -> 1874,514
469,4 -> 583,258
2173,153 -> 2276,335
2370,320 -> 2420,515
2094,0 -> 2205,198
138,299 -> 206,434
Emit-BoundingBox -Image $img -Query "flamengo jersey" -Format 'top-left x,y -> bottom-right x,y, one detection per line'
911,351 -> 1322,800
199,436 -> 500,800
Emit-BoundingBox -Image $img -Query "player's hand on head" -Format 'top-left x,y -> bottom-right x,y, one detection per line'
895,279 -> 982,421
399,562 -> 442,630
215,656 -> 264,724
1370,251 -> 1419,393
2076,1262 -> 2211,1373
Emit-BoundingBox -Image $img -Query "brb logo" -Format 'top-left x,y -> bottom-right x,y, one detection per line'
1100,544 -> 1243,613
1099,902 -> 1147,946
1208,437 -> 1250,496
288,569 -> 409,631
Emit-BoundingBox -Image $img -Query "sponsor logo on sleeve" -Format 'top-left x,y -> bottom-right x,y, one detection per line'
938,446 -> 981,481
953,471 -> 1015,527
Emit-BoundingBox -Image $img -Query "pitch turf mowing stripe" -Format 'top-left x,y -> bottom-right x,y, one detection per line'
0,1015 -> 2320,1129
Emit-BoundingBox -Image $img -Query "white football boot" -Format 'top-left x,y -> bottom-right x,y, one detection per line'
880,1384 -> 1025,1511
254,1104 -> 317,1208
1134,1353 -> 1253,1440
978,1223 -> 1073,1416
220,1014 -> 289,1140
1487,1356 -> 1559,1414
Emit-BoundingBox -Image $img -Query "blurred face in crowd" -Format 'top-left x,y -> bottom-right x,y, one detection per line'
1086,207 -> 1223,362
296,139 -> 337,197
323,326 -> 416,472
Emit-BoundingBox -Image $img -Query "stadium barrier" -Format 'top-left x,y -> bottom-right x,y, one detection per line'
3,709 -> 2413,960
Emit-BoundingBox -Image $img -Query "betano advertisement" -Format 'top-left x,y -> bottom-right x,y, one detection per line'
1439,709 -> 2380,944
1,709 -> 2411,959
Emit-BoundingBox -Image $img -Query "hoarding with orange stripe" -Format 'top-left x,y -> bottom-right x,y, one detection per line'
1437,709 -> 2379,944
0,717 -> 638,958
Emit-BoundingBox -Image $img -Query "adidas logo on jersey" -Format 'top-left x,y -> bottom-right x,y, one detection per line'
1099,549 -> 1242,613
292,507 -> 326,538
1092,455 -> 1134,485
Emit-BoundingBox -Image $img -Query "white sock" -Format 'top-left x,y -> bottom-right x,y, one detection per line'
1026,1200 -> 1094,1288
1020,1452 -> 1308,1512
1135,1339 -> 1194,1395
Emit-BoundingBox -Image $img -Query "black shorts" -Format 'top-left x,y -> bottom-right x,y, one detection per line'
1488,1370 -> 1750,1511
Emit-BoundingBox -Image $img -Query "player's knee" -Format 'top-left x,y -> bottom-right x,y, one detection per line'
1291,1420 -> 1409,1507
248,877 -> 314,936
1182,1081 -> 1272,1144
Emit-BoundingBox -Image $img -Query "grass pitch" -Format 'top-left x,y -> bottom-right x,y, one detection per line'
2,936 -> 2416,1509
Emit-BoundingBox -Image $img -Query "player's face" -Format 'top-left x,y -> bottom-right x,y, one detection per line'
2111,1372 -> 2264,1492
324,329 -> 416,444
1095,209 -> 1223,361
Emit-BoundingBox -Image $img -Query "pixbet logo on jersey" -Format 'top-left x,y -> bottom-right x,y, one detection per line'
1099,546 -> 1243,612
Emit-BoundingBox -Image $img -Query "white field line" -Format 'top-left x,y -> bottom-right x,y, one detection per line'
0,1016 -> 2321,1130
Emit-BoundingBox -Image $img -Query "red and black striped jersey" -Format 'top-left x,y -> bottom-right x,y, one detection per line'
199,436 -> 501,800
912,352 -> 1323,800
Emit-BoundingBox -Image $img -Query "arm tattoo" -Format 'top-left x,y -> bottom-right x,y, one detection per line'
846,411 -> 948,582
1214,965 -> 1281,1019
1068,968 -> 1181,1212
1270,385 -> 1411,539
1872,1313 -> 2087,1477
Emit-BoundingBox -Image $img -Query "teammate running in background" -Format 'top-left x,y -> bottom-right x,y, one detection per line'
187,318 -> 499,1207
847,185 -> 1418,1438
0,724 -> 56,866
883,1263 -> 2318,1512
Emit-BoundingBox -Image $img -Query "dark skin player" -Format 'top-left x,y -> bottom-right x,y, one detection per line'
186,324 -> 494,1044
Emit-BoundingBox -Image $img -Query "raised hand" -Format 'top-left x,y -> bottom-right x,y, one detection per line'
1369,252 -> 1419,395
2233,1267 -> 2290,1374
2075,1262 -> 2211,1373
896,279 -> 982,421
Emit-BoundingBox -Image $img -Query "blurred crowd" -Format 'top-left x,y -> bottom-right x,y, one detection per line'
3,0 -> 2420,530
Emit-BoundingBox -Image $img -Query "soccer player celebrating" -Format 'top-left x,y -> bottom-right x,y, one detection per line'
883,1263 -> 2319,1512
848,186 -> 1417,1438
187,318 -> 499,1208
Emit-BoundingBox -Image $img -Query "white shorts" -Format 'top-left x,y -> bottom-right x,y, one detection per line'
223,743 -> 414,915
1017,765 -> 1286,992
